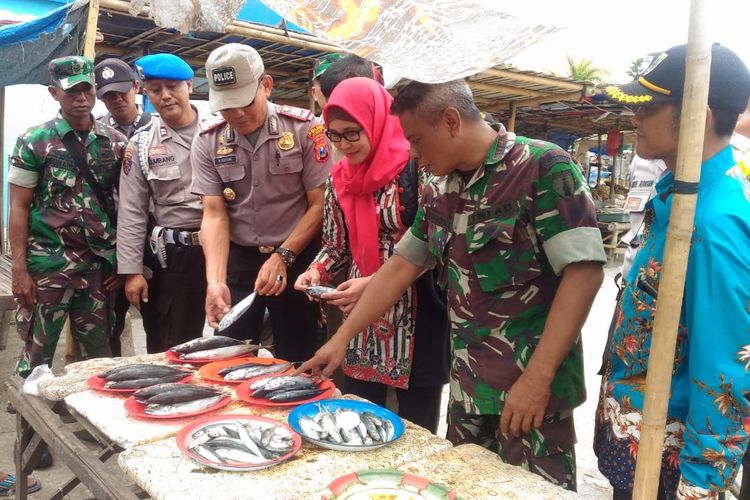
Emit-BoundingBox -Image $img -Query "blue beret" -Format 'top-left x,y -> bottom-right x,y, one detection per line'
134,54 -> 193,81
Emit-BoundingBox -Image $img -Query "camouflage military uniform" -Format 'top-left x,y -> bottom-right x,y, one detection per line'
9,113 -> 127,376
395,124 -> 606,489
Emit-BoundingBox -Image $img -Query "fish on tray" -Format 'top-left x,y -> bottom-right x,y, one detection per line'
169,336 -> 264,360
305,285 -> 337,299
189,421 -> 295,466
219,361 -> 292,381
249,375 -> 325,403
132,383 -> 227,416
98,364 -> 191,389
298,406 -> 396,446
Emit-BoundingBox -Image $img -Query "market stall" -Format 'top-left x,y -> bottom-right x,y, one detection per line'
7,350 -> 577,500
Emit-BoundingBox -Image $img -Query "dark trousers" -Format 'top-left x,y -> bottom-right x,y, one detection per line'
141,243 -> 207,353
343,376 -> 443,434
108,288 -> 131,357
613,486 -> 725,500
221,242 -> 320,362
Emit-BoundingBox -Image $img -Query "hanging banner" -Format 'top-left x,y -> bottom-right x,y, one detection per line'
260,0 -> 560,83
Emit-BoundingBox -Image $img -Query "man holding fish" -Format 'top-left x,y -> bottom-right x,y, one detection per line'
191,44 -> 332,361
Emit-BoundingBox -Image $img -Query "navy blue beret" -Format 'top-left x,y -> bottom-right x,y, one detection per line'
134,54 -> 193,81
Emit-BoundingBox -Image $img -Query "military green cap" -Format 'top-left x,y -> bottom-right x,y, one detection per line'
313,53 -> 343,80
48,56 -> 95,90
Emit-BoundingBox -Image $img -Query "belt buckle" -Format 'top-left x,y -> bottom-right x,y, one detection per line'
189,231 -> 201,246
258,245 -> 275,254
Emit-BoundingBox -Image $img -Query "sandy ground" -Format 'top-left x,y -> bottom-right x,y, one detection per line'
0,266 -> 621,499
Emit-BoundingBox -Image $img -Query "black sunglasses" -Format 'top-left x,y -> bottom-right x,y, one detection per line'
325,129 -> 362,143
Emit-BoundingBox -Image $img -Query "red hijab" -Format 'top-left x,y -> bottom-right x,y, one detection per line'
323,77 -> 410,277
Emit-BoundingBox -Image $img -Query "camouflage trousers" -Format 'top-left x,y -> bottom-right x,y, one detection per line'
447,400 -> 577,491
15,273 -> 113,378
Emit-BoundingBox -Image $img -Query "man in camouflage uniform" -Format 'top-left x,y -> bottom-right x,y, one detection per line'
299,80 -> 606,490
9,56 -> 127,377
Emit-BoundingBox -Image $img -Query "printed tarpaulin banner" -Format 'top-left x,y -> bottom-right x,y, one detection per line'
259,0 -> 560,83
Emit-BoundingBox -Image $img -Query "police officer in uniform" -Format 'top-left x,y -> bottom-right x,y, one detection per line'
191,43 -> 332,362
94,57 -> 154,356
117,54 -> 207,353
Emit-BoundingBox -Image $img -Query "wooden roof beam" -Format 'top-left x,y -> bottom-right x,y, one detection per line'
468,80 -> 543,98
483,91 -> 585,113
479,68 -> 586,92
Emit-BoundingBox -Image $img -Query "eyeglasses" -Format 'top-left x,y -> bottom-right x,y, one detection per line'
325,129 -> 362,143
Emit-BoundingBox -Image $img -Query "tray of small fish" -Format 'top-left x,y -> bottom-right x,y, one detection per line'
322,469 -> 457,500
87,364 -> 193,392
176,415 -> 301,471
305,285 -> 338,299
166,336 -> 265,364
199,357 -> 294,384
236,373 -> 335,407
288,399 -> 403,451
124,383 -> 230,419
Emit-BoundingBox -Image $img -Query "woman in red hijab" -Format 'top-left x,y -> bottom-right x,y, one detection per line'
295,77 -> 449,433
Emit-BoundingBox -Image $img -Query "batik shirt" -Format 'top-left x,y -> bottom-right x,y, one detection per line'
732,133 -> 750,179
600,146 -> 750,498
395,125 -> 606,415
8,113 -> 126,288
310,162 -> 427,389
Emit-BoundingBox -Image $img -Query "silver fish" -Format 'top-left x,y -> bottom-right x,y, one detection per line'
145,394 -> 224,416
251,375 -> 317,398
267,388 -> 324,403
133,383 -> 189,402
181,343 -> 261,360
170,335 -> 243,354
305,286 -> 337,299
142,385 -> 223,405
216,292 -> 257,333
104,372 -> 187,389
223,362 -> 291,381
102,364 -> 186,381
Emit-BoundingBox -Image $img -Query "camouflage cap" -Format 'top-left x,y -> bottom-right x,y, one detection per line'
313,53 -> 343,80
49,56 -> 95,90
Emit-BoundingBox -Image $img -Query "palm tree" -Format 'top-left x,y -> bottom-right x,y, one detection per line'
566,55 -> 610,83
627,57 -> 645,79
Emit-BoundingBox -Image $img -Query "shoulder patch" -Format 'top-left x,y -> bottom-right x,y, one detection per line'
199,113 -> 227,135
539,150 -> 574,172
277,105 -> 313,122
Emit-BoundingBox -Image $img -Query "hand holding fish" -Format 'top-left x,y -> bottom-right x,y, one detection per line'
293,336 -> 348,379
255,253 -> 287,296
325,277 -> 372,313
294,268 -> 321,300
124,274 -> 149,309
206,282 -> 232,329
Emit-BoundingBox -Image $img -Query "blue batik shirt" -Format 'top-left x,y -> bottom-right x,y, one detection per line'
605,146 -> 750,496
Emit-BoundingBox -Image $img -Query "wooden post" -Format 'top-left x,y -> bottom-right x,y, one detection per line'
83,0 -> 100,59
507,101 -> 517,132
632,0 -> 711,497
596,133 -> 602,186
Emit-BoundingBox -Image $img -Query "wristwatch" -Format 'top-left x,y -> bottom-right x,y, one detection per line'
274,247 -> 297,267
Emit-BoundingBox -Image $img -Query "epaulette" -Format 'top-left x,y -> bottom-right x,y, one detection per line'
277,105 -> 314,122
539,149 -> 573,171
199,113 -> 227,135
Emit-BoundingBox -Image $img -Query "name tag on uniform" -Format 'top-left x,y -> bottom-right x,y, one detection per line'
468,202 -> 518,225
148,154 -> 177,167
426,207 -> 452,228
214,155 -> 238,166
624,181 -> 655,212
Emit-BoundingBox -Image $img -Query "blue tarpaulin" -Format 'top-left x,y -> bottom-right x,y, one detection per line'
0,1 -> 87,86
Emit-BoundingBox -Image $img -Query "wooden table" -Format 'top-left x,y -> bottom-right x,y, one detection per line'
7,377 -> 146,500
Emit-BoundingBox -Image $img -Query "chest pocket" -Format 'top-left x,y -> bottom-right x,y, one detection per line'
43,152 -> 77,212
466,215 -> 541,292
216,163 -> 247,183
146,163 -> 185,205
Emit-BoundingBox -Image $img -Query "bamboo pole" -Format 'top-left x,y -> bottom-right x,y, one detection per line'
596,133 -> 602,186
507,102 -> 517,132
632,0 -> 711,497
82,0 -> 100,59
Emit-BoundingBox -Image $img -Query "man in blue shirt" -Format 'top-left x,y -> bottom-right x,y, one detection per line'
597,44 -> 750,499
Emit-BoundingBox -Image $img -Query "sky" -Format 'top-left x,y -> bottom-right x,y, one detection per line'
507,0 -> 750,82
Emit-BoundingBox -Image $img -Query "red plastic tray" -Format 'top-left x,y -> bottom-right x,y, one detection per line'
198,357 -> 293,385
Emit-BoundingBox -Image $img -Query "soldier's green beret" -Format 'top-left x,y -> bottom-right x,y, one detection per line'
48,56 -> 95,90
